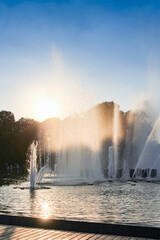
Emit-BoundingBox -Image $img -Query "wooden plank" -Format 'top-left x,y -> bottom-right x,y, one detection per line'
91,235 -> 117,240
98,236 -> 119,240
31,229 -> 73,240
71,232 -> 89,240
44,231 -> 69,240
49,233 -> 78,240
32,229 -> 61,240
79,233 -> 96,240
130,238 -> 147,240
47,230 -> 80,240
64,232 -> 86,240
120,237 -> 132,240
37,230 -> 64,240
13,229 -> 44,240
85,234 -> 101,240
113,236 -> 132,240
113,237 -> 124,240
103,236 -> 121,240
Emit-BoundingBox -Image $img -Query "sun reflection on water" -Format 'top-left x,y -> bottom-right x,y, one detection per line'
40,202 -> 52,219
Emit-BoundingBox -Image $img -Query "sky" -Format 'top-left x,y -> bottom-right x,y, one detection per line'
0,0 -> 160,121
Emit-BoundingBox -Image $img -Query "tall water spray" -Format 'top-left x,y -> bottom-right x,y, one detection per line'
133,117 -> 160,179
113,104 -> 119,178
123,159 -> 129,180
30,141 -> 38,189
46,137 -> 51,169
108,146 -> 113,179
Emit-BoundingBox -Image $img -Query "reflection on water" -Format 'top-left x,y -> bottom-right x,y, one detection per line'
40,202 -> 52,219
0,180 -> 160,227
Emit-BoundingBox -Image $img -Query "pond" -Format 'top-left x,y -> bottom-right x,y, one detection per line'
0,178 -> 160,227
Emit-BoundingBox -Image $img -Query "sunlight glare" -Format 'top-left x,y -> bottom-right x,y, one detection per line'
40,202 -> 51,219
34,97 -> 60,122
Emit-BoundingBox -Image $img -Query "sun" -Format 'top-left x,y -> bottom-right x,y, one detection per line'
34,97 -> 60,122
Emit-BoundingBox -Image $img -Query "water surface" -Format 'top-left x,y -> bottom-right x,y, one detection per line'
0,179 -> 160,227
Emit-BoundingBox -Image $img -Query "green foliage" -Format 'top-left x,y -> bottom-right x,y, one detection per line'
0,111 -> 39,174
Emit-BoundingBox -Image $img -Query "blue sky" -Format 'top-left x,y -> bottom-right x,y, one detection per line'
0,0 -> 160,120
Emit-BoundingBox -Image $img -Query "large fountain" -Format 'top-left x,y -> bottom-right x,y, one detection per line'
29,102 -> 160,187
34,107 -> 106,186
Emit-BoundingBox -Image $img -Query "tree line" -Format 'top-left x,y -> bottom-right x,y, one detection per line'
0,111 -> 39,175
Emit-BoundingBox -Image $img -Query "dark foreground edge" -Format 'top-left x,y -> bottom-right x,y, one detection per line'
0,214 -> 160,239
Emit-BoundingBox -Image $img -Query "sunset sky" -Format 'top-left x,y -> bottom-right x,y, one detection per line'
0,0 -> 160,121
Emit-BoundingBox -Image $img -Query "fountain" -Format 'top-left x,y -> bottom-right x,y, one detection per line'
108,146 -> 113,179
133,117 -> 160,180
29,103 -> 160,185
29,141 -> 38,189
122,158 -> 129,180
113,104 -> 120,178
30,103 -> 104,185
38,111 -> 105,185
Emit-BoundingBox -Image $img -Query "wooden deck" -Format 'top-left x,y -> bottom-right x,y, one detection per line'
0,225 -> 156,240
